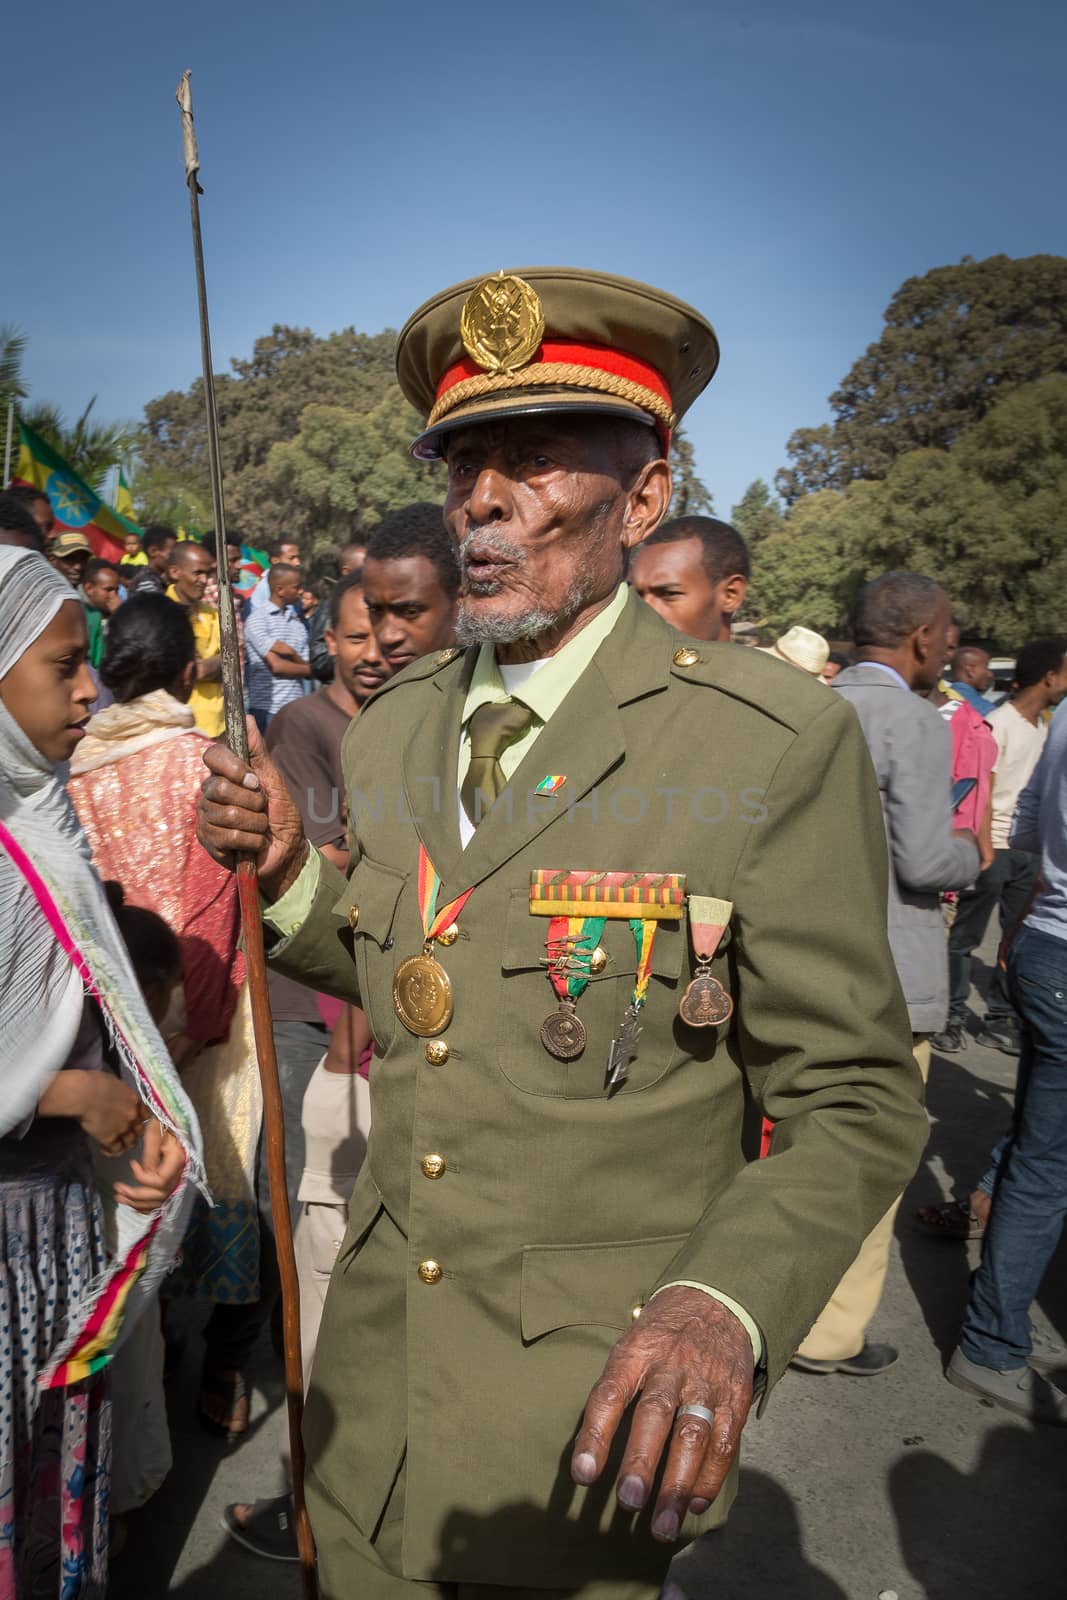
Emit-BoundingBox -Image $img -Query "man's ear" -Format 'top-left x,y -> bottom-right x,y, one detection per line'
325,626 -> 338,659
718,573 -> 748,618
621,458 -> 672,551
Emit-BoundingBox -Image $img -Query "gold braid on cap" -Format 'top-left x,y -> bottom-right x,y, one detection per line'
427,363 -> 677,431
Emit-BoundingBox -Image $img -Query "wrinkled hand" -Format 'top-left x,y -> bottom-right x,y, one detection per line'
571,1286 -> 754,1543
197,715 -> 308,899
80,1075 -> 146,1156
113,1119 -> 187,1214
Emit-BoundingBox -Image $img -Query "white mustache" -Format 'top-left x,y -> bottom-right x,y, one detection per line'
457,528 -> 526,574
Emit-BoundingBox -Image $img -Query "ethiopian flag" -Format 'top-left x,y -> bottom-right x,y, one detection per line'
114,468 -> 138,525
13,422 -> 138,564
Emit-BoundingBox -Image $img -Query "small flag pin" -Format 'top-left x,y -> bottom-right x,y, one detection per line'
535,774 -> 567,795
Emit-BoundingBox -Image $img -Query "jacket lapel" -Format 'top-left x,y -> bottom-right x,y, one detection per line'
439,592 -> 673,898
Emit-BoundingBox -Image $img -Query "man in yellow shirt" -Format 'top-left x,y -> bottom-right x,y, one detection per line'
166,541 -> 224,736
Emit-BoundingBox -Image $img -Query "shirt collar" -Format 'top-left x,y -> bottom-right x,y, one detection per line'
860,660 -> 911,692
462,583 -> 629,728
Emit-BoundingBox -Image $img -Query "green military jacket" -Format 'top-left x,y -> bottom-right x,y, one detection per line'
269,591 -> 926,1587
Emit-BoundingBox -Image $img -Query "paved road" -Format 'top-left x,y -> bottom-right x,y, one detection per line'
112,935 -> 1065,1598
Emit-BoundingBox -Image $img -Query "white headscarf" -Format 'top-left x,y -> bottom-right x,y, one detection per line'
0,548 -> 90,1129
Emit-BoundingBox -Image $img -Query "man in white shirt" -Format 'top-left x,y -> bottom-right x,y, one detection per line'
935,636 -> 1067,1054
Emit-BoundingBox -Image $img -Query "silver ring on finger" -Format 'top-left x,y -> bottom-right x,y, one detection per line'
677,1404 -> 715,1425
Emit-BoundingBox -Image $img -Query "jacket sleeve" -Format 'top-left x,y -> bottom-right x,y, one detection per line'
264,849 -> 362,1003
650,694 -> 929,1397
885,704 -> 980,892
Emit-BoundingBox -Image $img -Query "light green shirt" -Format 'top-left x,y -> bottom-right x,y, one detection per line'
264,586 -> 762,1366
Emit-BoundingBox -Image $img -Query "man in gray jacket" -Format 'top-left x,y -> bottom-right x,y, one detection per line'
792,572 -> 980,1376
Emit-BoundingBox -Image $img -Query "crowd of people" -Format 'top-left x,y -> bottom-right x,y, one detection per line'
0,266 -> 1064,1600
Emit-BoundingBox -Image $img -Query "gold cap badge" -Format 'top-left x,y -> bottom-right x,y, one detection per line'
460,271 -> 545,374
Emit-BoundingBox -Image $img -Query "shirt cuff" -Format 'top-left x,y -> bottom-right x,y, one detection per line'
261,847 -> 322,940
651,1281 -> 764,1366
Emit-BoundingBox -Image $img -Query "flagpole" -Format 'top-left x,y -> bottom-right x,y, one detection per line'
3,400 -> 13,487
175,72 -> 318,1596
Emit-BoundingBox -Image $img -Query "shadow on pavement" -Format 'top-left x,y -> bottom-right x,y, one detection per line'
890,1423 -> 1064,1599
673,1469 -> 847,1598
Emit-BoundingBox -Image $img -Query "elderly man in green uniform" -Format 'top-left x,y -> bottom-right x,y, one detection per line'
197,268 -> 927,1599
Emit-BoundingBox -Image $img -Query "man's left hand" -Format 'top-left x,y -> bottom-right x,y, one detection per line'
570,1285 -> 754,1543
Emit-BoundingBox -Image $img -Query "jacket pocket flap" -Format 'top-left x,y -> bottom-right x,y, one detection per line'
520,1233 -> 690,1342
503,888 -> 684,982
332,856 -> 406,949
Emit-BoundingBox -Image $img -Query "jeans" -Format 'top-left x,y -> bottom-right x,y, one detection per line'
947,848 -> 1040,1027
959,925 -> 1067,1369
250,707 -> 272,735
203,1019 -> 327,1372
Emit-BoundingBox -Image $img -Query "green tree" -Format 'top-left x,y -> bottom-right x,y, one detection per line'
745,490 -> 857,635
256,390 -> 443,576
778,254 -> 1067,503
0,324 -> 28,407
730,479 -> 783,547
668,425 -> 714,516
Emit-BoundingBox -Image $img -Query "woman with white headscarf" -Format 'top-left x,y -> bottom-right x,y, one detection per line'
0,547 -> 202,1597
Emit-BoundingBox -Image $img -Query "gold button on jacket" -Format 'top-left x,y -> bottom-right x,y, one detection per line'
267,591 -> 925,1588
424,1040 -> 449,1065
420,1153 -> 446,1179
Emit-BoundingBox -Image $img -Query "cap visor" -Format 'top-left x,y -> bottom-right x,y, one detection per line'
410,389 -> 661,461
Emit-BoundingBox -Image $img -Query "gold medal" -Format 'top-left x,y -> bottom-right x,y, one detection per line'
460,271 -> 545,374
393,951 -> 453,1037
541,1000 -> 588,1061
678,971 -> 733,1028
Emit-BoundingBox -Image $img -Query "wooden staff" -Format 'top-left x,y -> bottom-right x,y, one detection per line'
175,71 -> 317,1595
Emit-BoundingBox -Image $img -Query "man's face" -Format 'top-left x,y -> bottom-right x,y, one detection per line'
85,568 -> 121,615
275,542 -> 301,567
168,546 -> 212,603
272,570 -> 302,611
226,544 -> 243,585
960,649 -> 993,692
123,534 -> 142,559
915,591 -> 953,692
820,660 -> 843,685
1046,655 -> 1067,706
629,537 -> 745,643
328,586 -> 389,703
52,549 -> 90,587
30,495 -> 55,544
442,415 -> 662,646
150,537 -> 176,573
363,554 -> 456,669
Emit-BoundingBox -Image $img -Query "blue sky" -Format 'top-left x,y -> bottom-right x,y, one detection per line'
7,0 -> 1065,516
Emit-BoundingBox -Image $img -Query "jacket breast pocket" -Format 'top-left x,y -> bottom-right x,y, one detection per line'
520,1233 -> 691,1342
332,856 -> 406,1052
496,887 -> 685,1099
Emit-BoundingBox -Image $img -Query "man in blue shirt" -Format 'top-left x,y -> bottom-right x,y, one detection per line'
948,706 -> 1067,1424
244,562 -> 310,732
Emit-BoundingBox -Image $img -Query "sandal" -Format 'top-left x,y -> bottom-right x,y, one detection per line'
914,1199 -> 986,1240
198,1366 -> 250,1441
222,1495 -> 299,1562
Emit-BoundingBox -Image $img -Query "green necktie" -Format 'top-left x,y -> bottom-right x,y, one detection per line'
461,698 -> 534,825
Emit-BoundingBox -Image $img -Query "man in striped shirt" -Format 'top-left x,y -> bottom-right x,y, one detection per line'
244,562 -> 310,733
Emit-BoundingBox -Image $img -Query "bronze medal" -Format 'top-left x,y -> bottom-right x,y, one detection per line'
679,972 -> 733,1028
393,953 -> 453,1037
541,1000 -> 588,1060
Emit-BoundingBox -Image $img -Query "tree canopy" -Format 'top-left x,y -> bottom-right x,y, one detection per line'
776,254 -> 1067,504
750,376 -> 1067,647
